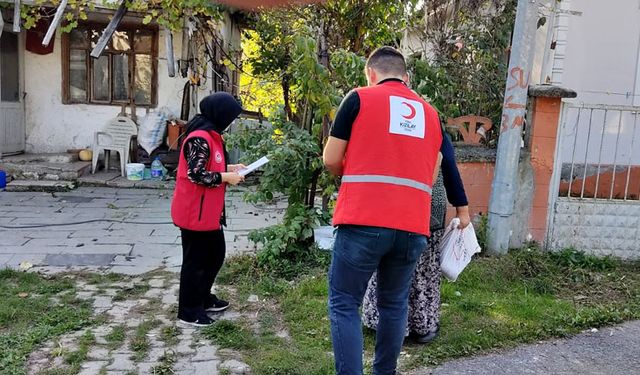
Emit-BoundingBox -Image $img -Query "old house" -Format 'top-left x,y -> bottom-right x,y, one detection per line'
0,2 -> 242,177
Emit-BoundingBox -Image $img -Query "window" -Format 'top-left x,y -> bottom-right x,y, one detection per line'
62,24 -> 157,106
1,31 -> 20,102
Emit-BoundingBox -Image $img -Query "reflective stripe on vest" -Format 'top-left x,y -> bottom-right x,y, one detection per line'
341,174 -> 433,194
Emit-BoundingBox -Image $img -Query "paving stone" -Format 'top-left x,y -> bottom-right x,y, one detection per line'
137,362 -> 156,374
144,288 -> 164,299
92,326 -> 113,345
147,347 -> 169,362
164,254 -> 182,268
78,361 -> 108,375
106,353 -> 135,371
109,265 -> 159,275
93,296 -> 113,310
192,344 -> 218,362
161,288 -> 179,305
173,360 -> 196,374
148,278 -> 165,288
87,347 -> 110,361
44,253 -> 116,267
175,340 -> 196,356
220,359 -> 250,375
0,253 -> 19,269
193,360 -> 220,374
76,290 -> 94,299
7,253 -> 47,268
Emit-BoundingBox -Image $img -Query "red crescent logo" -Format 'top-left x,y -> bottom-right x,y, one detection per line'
401,102 -> 417,120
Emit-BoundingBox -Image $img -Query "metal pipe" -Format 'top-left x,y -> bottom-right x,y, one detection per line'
0,12 -> 4,39
486,0 -> 539,254
593,110 -> 608,199
609,110 -> 624,199
42,0 -> 67,47
90,0 -> 127,59
165,29 -> 176,77
580,109 -> 594,199
12,0 -> 20,32
624,112 -> 638,200
567,108 -> 581,197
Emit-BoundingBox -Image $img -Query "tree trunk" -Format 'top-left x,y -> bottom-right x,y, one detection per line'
282,73 -> 298,124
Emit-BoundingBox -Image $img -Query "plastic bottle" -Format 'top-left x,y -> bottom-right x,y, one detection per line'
151,157 -> 163,180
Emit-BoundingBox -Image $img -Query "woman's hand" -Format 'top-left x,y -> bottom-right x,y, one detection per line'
221,172 -> 245,185
227,164 -> 247,173
455,206 -> 471,229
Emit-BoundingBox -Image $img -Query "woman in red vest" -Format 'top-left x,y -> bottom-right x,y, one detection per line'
171,92 -> 245,327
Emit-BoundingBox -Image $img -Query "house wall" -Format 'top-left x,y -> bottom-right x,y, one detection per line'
553,0 -> 640,106
549,0 -> 640,170
23,17 -> 240,154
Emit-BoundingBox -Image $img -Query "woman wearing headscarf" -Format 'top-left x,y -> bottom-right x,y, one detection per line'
171,92 -> 245,327
362,131 -> 470,343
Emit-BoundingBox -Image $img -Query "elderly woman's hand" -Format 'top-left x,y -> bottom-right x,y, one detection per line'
456,206 -> 471,229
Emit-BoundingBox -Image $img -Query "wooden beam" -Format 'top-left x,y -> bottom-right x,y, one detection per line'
90,0 -> 127,59
42,0 -> 67,46
165,29 -> 175,77
12,0 -> 20,32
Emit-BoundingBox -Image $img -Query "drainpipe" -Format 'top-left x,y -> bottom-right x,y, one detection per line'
486,0 -> 540,255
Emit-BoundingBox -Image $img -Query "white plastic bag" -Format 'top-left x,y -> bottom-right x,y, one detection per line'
439,218 -> 481,281
138,107 -> 174,155
314,226 -> 336,250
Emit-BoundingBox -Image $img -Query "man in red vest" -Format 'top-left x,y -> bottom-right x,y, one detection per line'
323,46 -> 443,374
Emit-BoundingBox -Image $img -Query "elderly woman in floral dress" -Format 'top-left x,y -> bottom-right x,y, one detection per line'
362,132 -> 469,344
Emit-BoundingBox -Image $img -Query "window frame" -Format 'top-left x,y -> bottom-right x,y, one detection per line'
61,21 -> 159,107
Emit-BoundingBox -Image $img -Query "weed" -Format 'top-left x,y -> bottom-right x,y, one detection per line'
64,330 -> 95,366
84,273 -> 127,285
210,248 -> 640,373
130,319 -> 162,361
0,270 -> 92,375
151,350 -> 176,375
202,320 -> 257,350
112,283 -> 151,302
473,213 -> 489,250
105,325 -> 126,351
160,325 -> 180,346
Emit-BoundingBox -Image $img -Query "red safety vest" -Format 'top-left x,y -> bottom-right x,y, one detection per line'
171,130 -> 226,231
332,81 -> 442,235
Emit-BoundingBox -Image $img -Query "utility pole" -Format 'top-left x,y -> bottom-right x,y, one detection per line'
487,0 -> 539,255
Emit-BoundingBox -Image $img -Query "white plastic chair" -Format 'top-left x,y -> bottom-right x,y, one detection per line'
91,116 -> 138,177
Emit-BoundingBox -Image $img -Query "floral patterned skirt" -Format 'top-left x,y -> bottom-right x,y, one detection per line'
362,229 -> 444,336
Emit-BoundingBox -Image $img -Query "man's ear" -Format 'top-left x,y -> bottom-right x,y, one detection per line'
366,67 -> 377,86
403,72 -> 410,85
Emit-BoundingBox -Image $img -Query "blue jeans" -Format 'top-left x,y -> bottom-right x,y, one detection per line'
328,225 -> 427,375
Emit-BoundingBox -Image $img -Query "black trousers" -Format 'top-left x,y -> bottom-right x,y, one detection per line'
178,229 -> 226,319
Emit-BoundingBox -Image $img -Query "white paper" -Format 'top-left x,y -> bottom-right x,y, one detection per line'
238,156 -> 270,176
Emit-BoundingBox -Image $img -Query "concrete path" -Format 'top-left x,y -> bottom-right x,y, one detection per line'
413,321 -> 640,375
0,186 -> 285,274
26,271 -> 251,375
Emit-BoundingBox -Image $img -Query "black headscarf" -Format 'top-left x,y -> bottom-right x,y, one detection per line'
185,92 -> 243,135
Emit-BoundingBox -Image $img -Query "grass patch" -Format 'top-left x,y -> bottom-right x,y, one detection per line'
216,255 -> 291,301
214,248 -> 640,374
160,325 -> 180,346
83,273 -> 127,285
64,330 -> 95,367
105,325 -> 127,351
129,319 -> 162,361
0,269 -> 93,375
202,320 -> 257,350
112,283 -> 150,302
151,350 -> 176,375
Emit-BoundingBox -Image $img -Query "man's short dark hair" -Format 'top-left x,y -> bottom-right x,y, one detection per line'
366,46 -> 407,76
